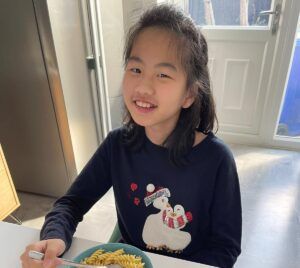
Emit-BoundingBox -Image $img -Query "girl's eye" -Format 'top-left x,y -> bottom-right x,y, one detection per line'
130,68 -> 141,74
157,73 -> 170,79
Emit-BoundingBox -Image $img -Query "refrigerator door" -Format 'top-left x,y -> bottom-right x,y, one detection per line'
0,0 -> 76,197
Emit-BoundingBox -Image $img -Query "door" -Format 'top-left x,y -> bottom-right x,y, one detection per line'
184,0 -> 298,148
200,0 -> 283,144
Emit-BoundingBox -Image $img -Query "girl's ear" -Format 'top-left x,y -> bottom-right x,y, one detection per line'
182,86 -> 197,109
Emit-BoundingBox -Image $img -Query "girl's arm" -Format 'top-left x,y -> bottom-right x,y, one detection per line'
191,152 -> 242,268
40,133 -> 113,253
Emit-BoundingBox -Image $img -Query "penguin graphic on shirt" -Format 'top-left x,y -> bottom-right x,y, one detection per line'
142,184 -> 193,252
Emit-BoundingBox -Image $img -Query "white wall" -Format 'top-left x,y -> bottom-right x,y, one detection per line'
47,0 -> 99,173
99,0 -> 126,129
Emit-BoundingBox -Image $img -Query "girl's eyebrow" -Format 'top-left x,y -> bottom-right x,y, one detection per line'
155,62 -> 177,72
128,56 -> 143,64
128,56 -> 177,72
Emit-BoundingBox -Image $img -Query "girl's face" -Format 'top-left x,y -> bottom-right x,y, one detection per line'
122,27 -> 194,133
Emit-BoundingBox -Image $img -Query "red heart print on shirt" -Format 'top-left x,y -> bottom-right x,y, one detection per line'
134,197 -> 140,206
131,183 -> 138,192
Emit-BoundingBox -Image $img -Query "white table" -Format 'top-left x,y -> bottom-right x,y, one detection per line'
0,221 -> 213,267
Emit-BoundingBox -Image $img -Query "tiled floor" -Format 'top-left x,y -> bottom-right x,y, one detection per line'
4,144 -> 300,268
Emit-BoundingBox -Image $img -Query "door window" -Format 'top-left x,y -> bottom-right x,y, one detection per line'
186,0 -> 273,27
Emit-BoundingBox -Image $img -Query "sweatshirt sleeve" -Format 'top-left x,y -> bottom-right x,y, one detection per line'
189,150 -> 242,268
40,133 -> 112,252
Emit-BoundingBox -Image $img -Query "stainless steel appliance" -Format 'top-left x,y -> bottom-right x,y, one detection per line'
0,0 -> 77,197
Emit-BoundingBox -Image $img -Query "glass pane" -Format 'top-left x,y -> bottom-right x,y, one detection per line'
188,0 -> 272,26
276,17 -> 300,137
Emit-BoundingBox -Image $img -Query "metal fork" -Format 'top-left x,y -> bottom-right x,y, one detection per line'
29,250 -> 122,268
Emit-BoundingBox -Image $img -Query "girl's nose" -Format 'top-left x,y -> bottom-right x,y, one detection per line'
135,76 -> 155,95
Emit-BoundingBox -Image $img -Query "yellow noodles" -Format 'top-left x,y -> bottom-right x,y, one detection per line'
81,248 -> 145,268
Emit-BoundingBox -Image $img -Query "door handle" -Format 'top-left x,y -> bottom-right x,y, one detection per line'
259,8 -> 280,16
257,3 -> 282,35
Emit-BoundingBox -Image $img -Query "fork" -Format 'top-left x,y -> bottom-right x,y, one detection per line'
29,250 -> 122,268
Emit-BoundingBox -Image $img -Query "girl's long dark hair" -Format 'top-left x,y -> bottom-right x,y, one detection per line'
122,4 -> 218,165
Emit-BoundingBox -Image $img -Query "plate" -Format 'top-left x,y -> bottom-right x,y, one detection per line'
69,242 -> 153,268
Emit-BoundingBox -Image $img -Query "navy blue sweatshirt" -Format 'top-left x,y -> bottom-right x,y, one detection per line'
41,128 -> 242,268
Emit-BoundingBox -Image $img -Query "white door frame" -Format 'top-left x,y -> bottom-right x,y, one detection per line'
261,0 -> 300,151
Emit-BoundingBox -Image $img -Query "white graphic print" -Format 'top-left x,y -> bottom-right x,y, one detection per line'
142,184 -> 193,253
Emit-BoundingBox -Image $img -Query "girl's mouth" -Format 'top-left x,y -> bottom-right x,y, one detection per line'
134,100 -> 157,113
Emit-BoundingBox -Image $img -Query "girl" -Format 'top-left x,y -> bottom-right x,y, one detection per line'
21,4 -> 242,268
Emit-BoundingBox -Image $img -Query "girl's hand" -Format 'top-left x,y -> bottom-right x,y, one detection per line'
20,239 -> 66,268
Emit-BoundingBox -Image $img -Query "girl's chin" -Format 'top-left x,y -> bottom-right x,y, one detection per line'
131,118 -> 150,127
130,114 -> 153,127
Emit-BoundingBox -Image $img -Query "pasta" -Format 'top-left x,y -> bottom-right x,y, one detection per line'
81,248 -> 145,268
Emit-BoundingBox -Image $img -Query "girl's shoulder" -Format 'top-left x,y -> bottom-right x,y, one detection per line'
103,126 -> 127,147
107,126 -> 125,140
193,131 -> 235,161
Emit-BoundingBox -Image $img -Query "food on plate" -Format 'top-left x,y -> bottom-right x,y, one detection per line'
81,248 -> 145,268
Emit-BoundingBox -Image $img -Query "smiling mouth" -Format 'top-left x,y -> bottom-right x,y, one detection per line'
135,100 -> 157,108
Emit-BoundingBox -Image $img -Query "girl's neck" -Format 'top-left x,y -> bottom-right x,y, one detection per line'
145,124 -> 175,146
145,126 -> 208,148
